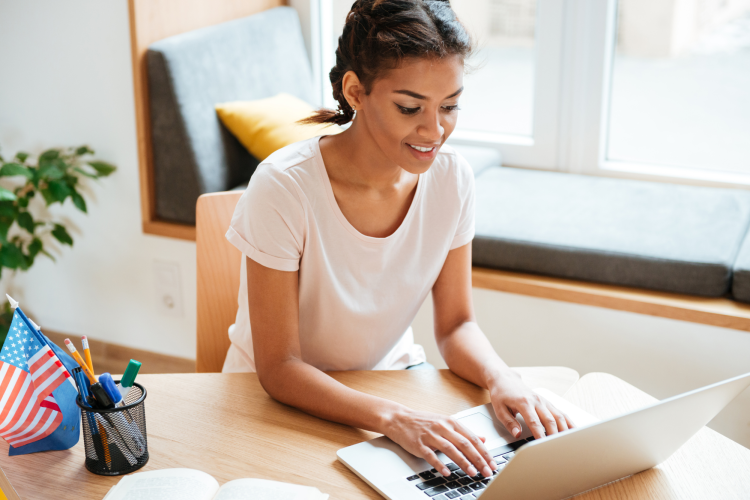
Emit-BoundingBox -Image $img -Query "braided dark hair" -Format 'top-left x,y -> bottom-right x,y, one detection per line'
302,0 -> 472,126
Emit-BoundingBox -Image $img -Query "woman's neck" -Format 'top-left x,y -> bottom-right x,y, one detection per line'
320,118 -> 410,192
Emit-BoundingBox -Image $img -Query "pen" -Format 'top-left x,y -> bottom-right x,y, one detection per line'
99,372 -> 147,456
64,339 -> 97,384
118,359 -> 141,400
81,335 -> 95,376
72,367 -> 83,398
73,369 -> 100,462
89,382 -> 114,409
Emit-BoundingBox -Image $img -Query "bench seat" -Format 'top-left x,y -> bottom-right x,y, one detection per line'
473,166 -> 750,297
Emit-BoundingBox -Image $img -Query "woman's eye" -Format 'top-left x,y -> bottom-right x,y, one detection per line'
442,105 -> 461,112
396,104 -> 420,115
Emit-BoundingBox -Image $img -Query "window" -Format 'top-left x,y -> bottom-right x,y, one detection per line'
605,0 -> 750,182
311,0 -> 750,188
452,0 -> 537,137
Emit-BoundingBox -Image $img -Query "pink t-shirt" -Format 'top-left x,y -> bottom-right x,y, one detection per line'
223,137 -> 475,372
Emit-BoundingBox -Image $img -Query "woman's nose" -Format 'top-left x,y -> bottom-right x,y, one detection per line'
417,110 -> 444,142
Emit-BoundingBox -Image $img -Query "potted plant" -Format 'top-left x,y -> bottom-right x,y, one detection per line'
0,146 -> 116,343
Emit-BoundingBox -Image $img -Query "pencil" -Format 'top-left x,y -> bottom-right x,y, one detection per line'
81,335 -> 95,376
96,419 -> 112,470
64,339 -> 97,384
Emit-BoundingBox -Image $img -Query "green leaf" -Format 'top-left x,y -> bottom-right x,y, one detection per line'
51,224 -> 73,246
17,196 -> 28,208
39,149 -> 60,161
0,201 -> 16,219
37,164 -> 65,180
41,248 -> 56,262
0,162 -> 33,179
75,146 -> 94,156
17,212 -> 35,234
0,243 -> 25,269
73,166 -> 98,179
15,152 -> 29,162
47,180 -> 72,203
0,222 -> 10,244
71,190 -> 87,213
40,188 -> 55,205
0,187 -> 16,202
28,238 -> 42,259
88,161 -> 116,177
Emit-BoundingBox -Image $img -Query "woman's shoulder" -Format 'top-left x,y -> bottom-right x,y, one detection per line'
257,138 -> 319,177
247,138 -> 322,195
430,143 -> 475,190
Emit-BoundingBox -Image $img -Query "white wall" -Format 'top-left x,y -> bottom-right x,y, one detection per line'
2,0 -> 748,450
0,0 -> 197,359
413,289 -> 750,448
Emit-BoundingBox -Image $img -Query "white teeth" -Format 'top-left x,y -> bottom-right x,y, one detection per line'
408,144 -> 434,153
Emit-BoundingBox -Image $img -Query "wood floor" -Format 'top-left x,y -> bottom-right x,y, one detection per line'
44,330 -> 195,375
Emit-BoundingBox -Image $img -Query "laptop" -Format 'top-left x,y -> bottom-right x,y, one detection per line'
338,372 -> 750,500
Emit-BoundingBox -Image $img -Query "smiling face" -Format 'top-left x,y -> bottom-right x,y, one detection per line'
349,55 -> 464,175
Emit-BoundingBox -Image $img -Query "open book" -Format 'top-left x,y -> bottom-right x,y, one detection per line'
103,468 -> 329,500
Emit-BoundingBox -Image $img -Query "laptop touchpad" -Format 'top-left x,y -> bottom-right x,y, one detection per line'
456,412 -> 508,442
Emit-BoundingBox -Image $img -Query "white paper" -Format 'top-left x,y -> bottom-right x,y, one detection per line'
105,469 -> 220,500
214,478 -> 328,500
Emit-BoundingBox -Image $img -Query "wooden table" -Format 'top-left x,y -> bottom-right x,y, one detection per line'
0,367 -> 748,499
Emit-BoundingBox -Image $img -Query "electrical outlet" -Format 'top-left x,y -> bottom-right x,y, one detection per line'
153,261 -> 184,317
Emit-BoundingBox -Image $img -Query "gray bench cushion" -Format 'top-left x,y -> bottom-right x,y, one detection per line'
147,7 -> 313,224
452,145 -> 501,177
732,234 -> 750,302
473,167 -> 750,296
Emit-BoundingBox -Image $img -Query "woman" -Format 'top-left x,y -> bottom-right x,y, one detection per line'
224,0 -> 572,479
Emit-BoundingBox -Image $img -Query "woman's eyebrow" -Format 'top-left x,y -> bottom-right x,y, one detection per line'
393,87 -> 464,100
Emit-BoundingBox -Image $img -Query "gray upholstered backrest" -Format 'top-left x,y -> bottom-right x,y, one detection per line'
147,7 -> 314,224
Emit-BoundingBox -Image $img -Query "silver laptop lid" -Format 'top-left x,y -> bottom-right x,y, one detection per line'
481,371 -> 750,500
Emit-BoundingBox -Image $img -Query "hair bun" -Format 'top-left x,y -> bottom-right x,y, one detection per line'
299,0 -> 472,127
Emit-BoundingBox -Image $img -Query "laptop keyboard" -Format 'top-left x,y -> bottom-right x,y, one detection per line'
405,437 -> 534,499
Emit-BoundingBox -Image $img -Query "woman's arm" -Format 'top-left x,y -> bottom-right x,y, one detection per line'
432,243 -> 574,439
247,257 -> 496,478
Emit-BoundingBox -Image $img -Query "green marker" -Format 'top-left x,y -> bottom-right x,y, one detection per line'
118,359 -> 142,400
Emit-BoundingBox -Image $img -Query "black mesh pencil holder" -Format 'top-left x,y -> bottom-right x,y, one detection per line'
76,382 -> 149,475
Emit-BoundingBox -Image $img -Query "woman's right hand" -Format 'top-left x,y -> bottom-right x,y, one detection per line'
383,407 -> 497,478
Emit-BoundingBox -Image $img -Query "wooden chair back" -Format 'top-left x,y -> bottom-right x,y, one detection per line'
196,191 -> 243,372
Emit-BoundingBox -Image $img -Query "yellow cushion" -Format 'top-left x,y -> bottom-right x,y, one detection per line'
215,93 -> 342,161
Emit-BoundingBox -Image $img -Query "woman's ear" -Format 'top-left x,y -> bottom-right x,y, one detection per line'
341,70 -> 365,110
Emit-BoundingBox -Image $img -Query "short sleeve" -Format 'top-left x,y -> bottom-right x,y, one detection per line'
225,164 -> 306,271
450,153 -> 476,250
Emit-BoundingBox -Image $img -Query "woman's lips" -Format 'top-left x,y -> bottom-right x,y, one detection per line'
406,142 -> 438,160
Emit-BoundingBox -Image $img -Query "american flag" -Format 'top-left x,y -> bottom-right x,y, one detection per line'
0,310 -> 75,448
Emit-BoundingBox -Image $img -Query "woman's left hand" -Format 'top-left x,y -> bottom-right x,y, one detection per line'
487,369 -> 575,440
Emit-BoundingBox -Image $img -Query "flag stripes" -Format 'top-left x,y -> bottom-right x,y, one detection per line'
0,316 -> 71,449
